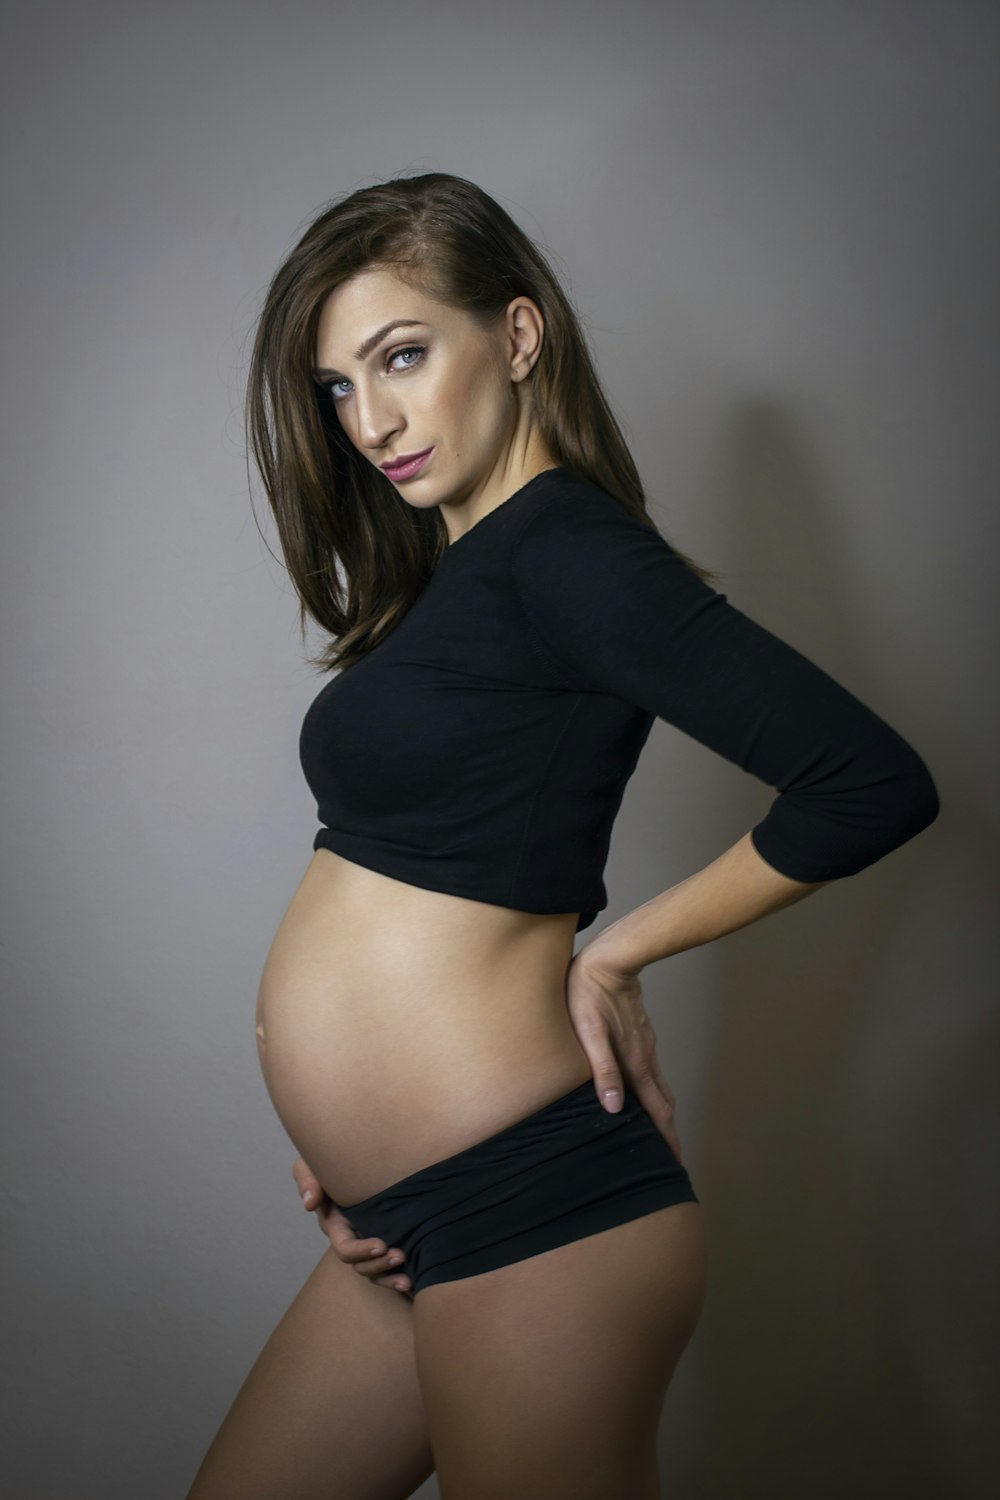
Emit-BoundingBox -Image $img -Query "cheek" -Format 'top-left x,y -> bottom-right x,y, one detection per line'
439,357 -> 506,437
331,405 -> 359,446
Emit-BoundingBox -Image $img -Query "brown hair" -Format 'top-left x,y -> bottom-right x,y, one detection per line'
246,170 -> 716,673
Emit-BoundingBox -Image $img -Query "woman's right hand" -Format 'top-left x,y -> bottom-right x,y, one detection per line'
292,1156 -> 413,1297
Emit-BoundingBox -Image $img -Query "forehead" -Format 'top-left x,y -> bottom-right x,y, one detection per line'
314,266 -> 453,357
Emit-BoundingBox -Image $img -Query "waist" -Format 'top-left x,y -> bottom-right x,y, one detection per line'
267,844 -> 577,982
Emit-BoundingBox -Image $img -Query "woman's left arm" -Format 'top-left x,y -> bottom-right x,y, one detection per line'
566,832 -> 828,1157
508,486 -> 941,1152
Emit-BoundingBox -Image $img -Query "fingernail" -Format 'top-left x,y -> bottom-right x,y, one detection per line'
603,1089 -> 623,1111
369,1244 -> 384,1256
388,1252 -> 403,1265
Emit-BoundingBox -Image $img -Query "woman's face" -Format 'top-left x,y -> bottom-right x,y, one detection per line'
313,265 -> 543,518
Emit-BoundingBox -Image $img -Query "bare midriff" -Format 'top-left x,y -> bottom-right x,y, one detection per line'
254,847 -> 593,1207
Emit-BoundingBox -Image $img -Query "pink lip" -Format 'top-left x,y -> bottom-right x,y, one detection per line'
381,447 -> 433,481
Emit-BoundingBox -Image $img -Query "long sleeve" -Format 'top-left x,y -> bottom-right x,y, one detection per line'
509,488 -> 940,883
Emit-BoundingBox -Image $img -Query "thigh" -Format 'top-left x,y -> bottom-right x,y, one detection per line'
411,1201 -> 708,1500
184,1246 -> 435,1500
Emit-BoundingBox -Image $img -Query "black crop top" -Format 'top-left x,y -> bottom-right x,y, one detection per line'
299,467 -> 939,933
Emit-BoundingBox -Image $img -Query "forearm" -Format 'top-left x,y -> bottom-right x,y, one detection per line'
581,830 -> 831,975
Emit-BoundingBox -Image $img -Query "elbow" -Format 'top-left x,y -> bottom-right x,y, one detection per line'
752,745 -> 941,884
761,750 -> 941,876
877,751 -> 941,857
901,758 -> 940,840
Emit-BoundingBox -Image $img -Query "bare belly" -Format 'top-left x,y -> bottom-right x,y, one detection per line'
254,848 -> 592,1206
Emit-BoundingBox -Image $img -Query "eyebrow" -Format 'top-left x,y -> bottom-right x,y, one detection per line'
313,319 -> 427,380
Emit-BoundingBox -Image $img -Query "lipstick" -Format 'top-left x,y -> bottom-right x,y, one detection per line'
381,447 -> 433,482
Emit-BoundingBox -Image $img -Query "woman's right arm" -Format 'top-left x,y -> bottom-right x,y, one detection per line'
291,1157 -> 413,1297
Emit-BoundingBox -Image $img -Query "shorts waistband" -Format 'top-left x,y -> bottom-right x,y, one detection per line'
339,1077 -> 606,1213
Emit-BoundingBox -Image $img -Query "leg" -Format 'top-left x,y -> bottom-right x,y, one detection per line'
412,1201 -> 708,1500
184,1246 -> 435,1500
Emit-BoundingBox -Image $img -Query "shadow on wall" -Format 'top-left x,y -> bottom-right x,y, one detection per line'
654,399 -> 961,1499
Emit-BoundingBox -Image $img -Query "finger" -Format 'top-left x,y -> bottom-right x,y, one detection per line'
292,1157 -> 326,1208
327,1224 -> 392,1262
628,1066 -> 685,1163
645,1054 -> 685,1164
370,1272 -> 413,1294
321,1211 -> 409,1272
320,1203 -> 375,1253
292,1155 -> 320,1190
587,1052 -> 626,1113
351,1252 -> 411,1291
350,1248 -> 407,1277
294,1171 -> 411,1287
647,1047 -> 676,1108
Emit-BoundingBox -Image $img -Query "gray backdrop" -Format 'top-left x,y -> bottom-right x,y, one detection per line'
2,2 -> 997,1496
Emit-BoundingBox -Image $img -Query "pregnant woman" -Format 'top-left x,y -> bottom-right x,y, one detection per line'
184,171 -> 939,1500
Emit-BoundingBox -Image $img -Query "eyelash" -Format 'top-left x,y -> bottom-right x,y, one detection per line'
328,344 -> 426,401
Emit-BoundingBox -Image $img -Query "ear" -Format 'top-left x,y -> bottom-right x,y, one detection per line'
504,295 -> 545,380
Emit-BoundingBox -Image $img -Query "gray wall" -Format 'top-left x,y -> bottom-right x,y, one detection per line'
2,2 -> 997,1496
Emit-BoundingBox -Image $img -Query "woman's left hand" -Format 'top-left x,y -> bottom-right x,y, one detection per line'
566,945 -> 686,1165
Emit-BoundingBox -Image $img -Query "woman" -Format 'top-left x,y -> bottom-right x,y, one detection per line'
185,172 -> 939,1500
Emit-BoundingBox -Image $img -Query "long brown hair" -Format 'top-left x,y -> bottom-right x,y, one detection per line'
246,171 -> 716,673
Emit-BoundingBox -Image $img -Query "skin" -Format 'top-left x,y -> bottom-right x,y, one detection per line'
184,266 -> 831,1498
302,268 -> 829,1296
297,266 -> 690,1293
312,264 -> 558,545
296,835 -> 824,1293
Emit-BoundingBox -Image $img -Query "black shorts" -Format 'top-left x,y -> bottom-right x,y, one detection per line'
338,1078 -> 700,1295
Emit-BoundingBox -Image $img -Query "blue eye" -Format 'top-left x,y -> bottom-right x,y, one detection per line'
389,344 -> 426,371
328,344 -> 426,401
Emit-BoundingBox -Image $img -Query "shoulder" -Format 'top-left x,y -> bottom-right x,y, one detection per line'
511,471 -> 663,554
506,468 -> 722,657
509,471 -> 684,586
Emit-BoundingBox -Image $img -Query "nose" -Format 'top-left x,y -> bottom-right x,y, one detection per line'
350,377 -> 403,454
